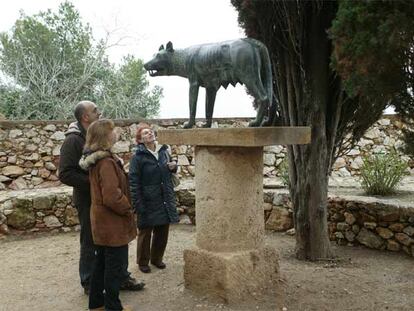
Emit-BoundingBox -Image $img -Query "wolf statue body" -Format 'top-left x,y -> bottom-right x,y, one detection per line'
144,38 -> 274,128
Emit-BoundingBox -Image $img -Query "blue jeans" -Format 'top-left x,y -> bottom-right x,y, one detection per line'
88,245 -> 128,311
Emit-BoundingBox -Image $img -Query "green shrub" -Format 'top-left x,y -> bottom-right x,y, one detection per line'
360,151 -> 408,195
278,157 -> 290,187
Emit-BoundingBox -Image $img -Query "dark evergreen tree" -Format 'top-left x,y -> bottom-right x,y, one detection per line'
231,0 -> 414,260
331,0 -> 414,157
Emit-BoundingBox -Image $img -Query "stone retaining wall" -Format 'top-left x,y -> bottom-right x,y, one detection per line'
0,116 -> 413,191
264,190 -> 414,257
0,187 -> 77,235
0,184 -> 197,236
1,182 -> 413,258
327,195 -> 414,256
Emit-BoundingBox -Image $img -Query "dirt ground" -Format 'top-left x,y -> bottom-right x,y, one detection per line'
1,225 -> 413,311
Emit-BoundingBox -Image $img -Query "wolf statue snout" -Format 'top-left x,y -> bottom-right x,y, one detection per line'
144,47 -> 171,77
144,39 -> 274,128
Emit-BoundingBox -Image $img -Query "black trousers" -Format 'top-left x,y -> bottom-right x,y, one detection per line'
76,203 -> 96,289
88,245 -> 128,311
77,204 -> 130,289
136,224 -> 169,266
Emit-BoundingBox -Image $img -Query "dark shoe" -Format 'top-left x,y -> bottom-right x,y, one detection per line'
152,261 -> 166,269
139,265 -> 151,273
120,276 -> 145,291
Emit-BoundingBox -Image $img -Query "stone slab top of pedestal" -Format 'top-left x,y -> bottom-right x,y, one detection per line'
157,127 -> 311,147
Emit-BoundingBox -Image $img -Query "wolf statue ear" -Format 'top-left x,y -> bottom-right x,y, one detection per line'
159,45 -> 165,51
166,41 -> 174,52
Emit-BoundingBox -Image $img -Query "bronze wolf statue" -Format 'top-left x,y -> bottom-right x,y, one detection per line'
144,38 -> 273,128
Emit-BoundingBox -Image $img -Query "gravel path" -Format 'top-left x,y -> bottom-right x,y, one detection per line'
1,225 -> 413,311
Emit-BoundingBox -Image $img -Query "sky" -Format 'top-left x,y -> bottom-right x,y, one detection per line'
0,0 -> 394,118
0,0 -> 257,119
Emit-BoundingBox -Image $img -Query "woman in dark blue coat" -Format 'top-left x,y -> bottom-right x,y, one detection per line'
129,123 -> 179,273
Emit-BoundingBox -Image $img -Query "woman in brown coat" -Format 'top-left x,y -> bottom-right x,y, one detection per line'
79,119 -> 136,311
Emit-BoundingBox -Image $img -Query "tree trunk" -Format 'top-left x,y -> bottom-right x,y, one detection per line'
290,123 -> 332,260
231,0 -> 340,260
287,3 -> 336,260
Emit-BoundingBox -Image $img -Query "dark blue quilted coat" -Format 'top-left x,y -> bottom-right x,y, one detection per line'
129,143 -> 179,229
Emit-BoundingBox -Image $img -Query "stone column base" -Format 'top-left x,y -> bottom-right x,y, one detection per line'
184,246 -> 279,303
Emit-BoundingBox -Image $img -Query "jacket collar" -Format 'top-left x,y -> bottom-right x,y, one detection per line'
135,143 -> 167,156
79,150 -> 113,170
78,122 -> 87,137
65,121 -> 86,138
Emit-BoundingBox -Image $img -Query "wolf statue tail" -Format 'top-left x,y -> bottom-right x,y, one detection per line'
257,39 -> 276,126
260,43 -> 273,109
260,44 -> 277,126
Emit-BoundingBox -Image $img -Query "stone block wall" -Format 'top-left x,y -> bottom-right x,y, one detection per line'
0,184 -> 196,236
331,117 -> 413,178
2,183 -> 413,258
0,187 -> 77,235
264,190 -> 414,257
0,116 -> 413,191
326,195 -> 414,256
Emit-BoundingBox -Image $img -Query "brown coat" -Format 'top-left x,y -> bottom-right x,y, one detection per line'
80,151 -> 137,247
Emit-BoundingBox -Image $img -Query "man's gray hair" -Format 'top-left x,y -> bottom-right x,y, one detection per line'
74,101 -> 95,122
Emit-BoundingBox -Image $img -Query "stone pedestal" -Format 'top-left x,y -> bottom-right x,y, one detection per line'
158,127 -> 310,303
195,146 -> 264,252
184,247 -> 279,303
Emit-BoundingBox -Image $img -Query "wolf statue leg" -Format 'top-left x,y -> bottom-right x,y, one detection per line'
261,94 -> 281,126
244,79 -> 269,127
184,82 -> 199,129
249,98 -> 267,127
203,87 -> 218,128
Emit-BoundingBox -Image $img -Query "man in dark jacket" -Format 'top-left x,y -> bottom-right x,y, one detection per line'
59,100 -> 144,294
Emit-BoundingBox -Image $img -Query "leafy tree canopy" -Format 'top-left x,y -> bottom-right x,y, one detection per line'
98,56 -> 162,119
0,1 -> 161,120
